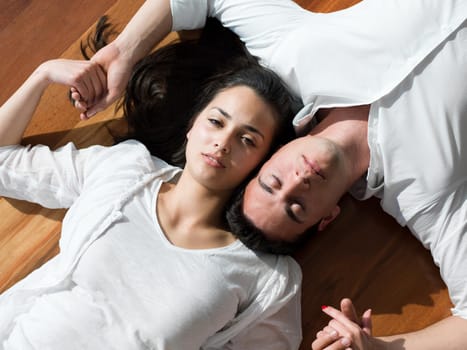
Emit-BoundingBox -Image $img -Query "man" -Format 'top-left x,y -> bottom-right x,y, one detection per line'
72,0 -> 467,348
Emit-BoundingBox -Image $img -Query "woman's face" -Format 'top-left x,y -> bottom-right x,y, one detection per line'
185,85 -> 278,192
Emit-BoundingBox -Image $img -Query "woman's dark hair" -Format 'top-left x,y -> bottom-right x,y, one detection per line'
83,16 -> 298,167
84,16 -> 303,254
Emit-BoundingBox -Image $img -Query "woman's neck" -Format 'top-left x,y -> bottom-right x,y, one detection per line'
156,172 -> 236,249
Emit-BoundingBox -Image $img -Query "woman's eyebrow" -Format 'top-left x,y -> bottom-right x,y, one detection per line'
212,107 -> 265,139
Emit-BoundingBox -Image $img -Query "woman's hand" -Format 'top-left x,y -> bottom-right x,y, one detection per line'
70,41 -> 133,120
312,298 -> 373,350
39,59 -> 107,120
0,58 -> 106,145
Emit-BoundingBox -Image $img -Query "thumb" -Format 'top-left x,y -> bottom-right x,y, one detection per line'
85,88 -> 121,118
361,308 -> 372,336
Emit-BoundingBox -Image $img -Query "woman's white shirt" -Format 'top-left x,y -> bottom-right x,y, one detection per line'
0,140 -> 302,349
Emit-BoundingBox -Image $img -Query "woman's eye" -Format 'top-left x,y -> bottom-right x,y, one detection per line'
241,136 -> 256,147
208,118 -> 222,127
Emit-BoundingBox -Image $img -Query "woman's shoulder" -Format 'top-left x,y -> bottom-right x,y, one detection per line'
230,243 -> 302,283
95,140 -> 178,172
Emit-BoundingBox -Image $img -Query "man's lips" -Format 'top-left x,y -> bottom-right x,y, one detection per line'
303,155 -> 325,180
202,153 -> 226,168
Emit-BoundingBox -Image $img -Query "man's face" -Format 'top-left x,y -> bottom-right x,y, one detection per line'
243,135 -> 346,242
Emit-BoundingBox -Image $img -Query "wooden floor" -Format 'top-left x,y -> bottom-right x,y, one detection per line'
0,1 -> 451,349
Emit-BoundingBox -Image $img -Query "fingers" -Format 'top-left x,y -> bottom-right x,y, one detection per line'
340,298 -> 359,323
83,86 -> 120,118
322,305 -> 359,330
68,62 -> 108,119
361,308 -> 373,335
71,62 -> 107,107
316,300 -> 374,350
320,304 -> 363,348
312,328 -> 351,350
70,88 -> 87,110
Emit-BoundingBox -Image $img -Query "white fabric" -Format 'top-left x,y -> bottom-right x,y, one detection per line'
171,0 -> 467,132
0,140 -> 302,349
170,0 -> 467,318
366,25 -> 467,319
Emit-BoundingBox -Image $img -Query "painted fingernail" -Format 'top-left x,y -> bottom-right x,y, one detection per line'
321,305 -> 328,310
341,338 -> 351,347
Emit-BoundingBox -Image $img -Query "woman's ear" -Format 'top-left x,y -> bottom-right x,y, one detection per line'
317,205 -> 341,231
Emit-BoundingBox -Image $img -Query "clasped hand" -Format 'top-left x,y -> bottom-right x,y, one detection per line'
70,41 -> 133,120
37,58 -> 107,120
311,298 -> 374,350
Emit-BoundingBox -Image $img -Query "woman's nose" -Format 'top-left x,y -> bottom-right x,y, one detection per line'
214,137 -> 231,154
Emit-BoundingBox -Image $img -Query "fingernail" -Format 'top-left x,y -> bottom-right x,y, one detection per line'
341,338 -> 351,347
321,305 -> 328,310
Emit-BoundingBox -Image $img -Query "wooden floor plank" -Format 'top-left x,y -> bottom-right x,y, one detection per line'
0,0 -> 116,105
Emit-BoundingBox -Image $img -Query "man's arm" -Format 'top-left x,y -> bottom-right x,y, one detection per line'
79,0 -> 305,118
377,316 -> 467,350
79,0 -> 173,118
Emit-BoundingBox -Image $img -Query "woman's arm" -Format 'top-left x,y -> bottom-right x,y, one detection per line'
0,59 -> 105,146
313,299 -> 467,350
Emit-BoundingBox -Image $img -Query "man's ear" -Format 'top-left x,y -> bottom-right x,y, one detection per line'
318,205 -> 341,231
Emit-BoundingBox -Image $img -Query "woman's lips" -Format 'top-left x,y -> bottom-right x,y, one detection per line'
202,153 -> 226,168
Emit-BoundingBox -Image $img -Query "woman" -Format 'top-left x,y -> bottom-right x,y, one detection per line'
0,27 -> 301,350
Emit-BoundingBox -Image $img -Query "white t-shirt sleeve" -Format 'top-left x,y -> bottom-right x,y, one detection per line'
0,143 -> 87,208
224,256 -> 302,349
170,0 -> 306,65
227,292 -> 302,349
0,140 -> 154,210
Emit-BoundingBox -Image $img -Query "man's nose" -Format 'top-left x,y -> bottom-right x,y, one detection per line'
280,171 -> 309,198
293,169 -> 311,187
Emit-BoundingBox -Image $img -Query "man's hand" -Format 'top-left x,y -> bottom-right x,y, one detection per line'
70,41 -> 132,120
